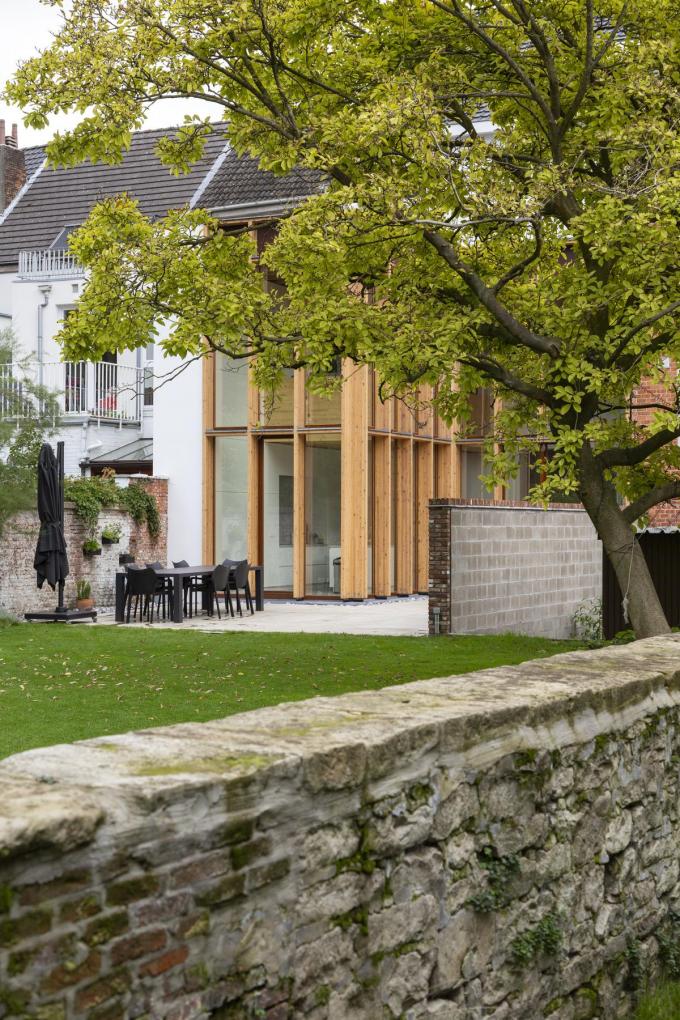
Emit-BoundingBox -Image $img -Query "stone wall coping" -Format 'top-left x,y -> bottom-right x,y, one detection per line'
430,498 -> 588,512
1,636 -> 679,859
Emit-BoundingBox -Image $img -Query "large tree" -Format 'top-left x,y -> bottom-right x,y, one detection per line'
7,0 -> 680,636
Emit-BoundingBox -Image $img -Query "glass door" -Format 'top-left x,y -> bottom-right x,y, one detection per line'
262,438 -> 295,593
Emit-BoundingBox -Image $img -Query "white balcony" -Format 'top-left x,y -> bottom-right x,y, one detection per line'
18,250 -> 85,280
0,361 -> 144,425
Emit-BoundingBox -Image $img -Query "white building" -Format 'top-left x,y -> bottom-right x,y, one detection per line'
0,119 -> 321,572
0,122 -> 226,476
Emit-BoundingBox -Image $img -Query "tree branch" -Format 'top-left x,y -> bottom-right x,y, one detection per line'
423,229 -> 561,357
458,354 -> 556,406
599,427 -> 680,468
623,481 -> 680,524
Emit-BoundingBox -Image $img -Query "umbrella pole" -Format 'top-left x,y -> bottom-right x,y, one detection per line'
56,441 -> 66,614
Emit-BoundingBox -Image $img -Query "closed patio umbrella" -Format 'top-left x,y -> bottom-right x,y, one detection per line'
26,442 -> 95,623
34,443 -> 69,595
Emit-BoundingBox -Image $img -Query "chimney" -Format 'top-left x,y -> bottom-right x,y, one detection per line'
0,120 -> 26,213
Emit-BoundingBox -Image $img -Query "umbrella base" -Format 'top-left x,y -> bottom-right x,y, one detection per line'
25,609 -> 97,624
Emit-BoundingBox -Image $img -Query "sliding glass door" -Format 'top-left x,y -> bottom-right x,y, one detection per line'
262,438 -> 295,593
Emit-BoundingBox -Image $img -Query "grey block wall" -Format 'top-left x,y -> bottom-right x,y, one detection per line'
430,501 -> 602,638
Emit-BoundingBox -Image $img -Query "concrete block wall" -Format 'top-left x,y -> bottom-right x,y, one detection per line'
429,499 -> 602,638
1,638 -> 680,1019
0,477 -> 167,616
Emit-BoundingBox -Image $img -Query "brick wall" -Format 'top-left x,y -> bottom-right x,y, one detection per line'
1,638 -> 680,1019
0,478 -> 167,617
632,371 -> 680,526
429,499 -> 602,638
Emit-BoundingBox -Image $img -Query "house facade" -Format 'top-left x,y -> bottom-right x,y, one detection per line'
0,122 -> 228,475
0,119 -> 605,599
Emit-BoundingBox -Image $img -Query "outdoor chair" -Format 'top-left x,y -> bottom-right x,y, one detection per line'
223,558 -> 254,617
124,567 -> 161,623
146,562 -> 173,619
208,563 -> 233,620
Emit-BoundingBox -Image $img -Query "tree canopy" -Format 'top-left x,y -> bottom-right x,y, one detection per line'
7,0 -> 680,635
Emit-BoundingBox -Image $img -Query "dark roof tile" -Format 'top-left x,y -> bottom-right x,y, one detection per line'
0,125 -> 322,268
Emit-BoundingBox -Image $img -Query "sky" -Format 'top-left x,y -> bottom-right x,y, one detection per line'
0,0 -> 213,148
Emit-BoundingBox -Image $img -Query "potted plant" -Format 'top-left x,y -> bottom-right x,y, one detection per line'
119,552 -> 135,565
101,524 -> 122,545
82,538 -> 102,557
75,580 -> 94,611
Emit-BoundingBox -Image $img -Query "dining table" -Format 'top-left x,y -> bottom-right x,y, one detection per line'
115,563 -> 264,623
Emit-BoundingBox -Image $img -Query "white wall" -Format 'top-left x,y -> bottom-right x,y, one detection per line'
153,352 -> 203,564
1,270 -> 146,476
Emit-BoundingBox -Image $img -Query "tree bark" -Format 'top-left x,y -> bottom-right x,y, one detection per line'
578,443 -> 671,638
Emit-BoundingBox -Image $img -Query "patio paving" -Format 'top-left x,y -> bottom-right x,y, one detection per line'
102,595 -> 428,637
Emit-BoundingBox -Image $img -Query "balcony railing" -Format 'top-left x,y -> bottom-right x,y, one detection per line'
0,361 -> 144,424
18,250 -> 85,280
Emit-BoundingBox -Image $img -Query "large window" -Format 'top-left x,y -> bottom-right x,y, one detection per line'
215,354 -> 249,427
214,435 -> 248,561
306,363 -> 342,426
261,369 -> 294,427
263,439 -> 295,591
461,446 -> 491,500
305,436 -> 341,596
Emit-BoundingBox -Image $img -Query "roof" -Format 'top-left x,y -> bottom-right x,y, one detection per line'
0,126 -> 228,268
0,125 -> 322,269
89,437 -> 153,464
199,147 -> 323,214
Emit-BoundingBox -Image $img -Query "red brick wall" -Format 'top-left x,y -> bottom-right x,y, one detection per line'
632,370 -> 680,526
125,476 -> 169,566
0,478 -> 168,616
0,144 -> 26,211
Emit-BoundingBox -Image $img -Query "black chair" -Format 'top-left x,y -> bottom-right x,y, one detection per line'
223,558 -> 254,617
208,563 -> 233,619
146,562 -> 172,619
124,567 -> 161,623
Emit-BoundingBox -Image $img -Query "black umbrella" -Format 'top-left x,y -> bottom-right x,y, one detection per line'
34,443 -> 69,595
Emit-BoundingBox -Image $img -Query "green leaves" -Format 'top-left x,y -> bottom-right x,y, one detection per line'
8,0 -> 680,507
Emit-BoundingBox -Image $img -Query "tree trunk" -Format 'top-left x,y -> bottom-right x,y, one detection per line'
578,443 -> 671,639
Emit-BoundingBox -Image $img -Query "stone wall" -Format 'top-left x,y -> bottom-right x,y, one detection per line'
0,476 -> 167,616
2,637 -> 680,1019
429,499 -> 602,638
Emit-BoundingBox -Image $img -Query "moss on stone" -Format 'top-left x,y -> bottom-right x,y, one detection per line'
333,904 -> 369,936
315,985 -> 331,1006
0,884 -> 13,915
231,837 -> 271,871
134,752 -> 275,777
0,985 -> 30,1015
514,748 -> 539,768
84,910 -> 129,946
406,782 -> 434,808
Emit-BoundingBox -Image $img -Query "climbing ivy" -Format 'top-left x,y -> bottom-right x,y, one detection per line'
64,475 -> 160,539
510,913 -> 563,969
467,847 -> 520,913
659,912 -> 680,980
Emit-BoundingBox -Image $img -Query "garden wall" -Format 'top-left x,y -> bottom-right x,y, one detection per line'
0,476 -> 167,617
429,499 -> 602,638
1,637 -> 680,1019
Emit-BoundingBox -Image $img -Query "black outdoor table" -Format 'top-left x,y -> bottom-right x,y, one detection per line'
115,564 -> 264,623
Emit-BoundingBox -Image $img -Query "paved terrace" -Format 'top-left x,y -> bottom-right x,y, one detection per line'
100,594 -> 428,637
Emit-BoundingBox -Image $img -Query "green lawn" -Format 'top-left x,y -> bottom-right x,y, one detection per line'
0,622 -> 584,760
634,983 -> 680,1019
